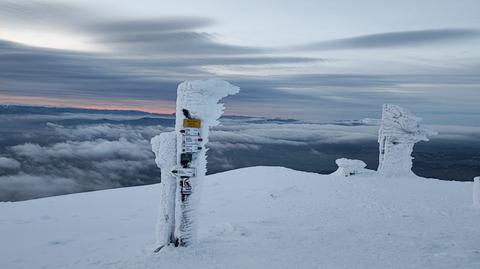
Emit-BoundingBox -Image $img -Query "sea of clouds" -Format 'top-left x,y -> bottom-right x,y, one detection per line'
0,106 -> 479,201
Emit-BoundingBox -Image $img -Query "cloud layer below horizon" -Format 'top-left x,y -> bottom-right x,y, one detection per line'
1,107 -> 480,201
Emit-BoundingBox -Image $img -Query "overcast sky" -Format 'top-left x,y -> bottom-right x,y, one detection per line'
0,0 -> 479,125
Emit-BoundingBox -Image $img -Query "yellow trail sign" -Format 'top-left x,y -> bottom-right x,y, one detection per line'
183,119 -> 201,128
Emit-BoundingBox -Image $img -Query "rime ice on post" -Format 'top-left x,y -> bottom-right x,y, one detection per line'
150,79 -> 239,250
474,177 -> 480,208
174,79 -> 240,246
377,104 -> 436,177
151,132 -> 177,250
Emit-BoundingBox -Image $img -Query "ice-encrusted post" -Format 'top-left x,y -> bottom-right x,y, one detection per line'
377,104 -> 436,177
151,132 -> 177,250
151,79 -> 239,249
174,79 -> 240,246
474,177 -> 480,208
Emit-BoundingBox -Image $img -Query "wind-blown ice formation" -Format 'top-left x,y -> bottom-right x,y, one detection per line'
151,132 -> 177,248
377,104 -> 436,177
333,158 -> 368,177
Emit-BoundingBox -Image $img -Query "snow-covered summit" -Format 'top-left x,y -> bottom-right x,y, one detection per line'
1,166 -> 478,269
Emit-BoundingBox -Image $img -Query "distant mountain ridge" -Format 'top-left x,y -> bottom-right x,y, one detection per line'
0,104 -> 170,116
0,104 -> 304,124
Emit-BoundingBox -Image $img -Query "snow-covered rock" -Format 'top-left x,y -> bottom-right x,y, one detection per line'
378,104 -> 436,177
332,158 -> 368,177
1,166 -> 479,269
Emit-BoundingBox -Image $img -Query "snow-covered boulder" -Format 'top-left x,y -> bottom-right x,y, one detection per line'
333,158 -> 368,177
377,104 -> 436,177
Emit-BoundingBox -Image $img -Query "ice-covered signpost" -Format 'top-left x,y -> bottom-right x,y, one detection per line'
151,79 -> 240,250
377,104 -> 436,177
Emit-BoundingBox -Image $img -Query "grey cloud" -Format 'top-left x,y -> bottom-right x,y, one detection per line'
0,39 -> 192,101
1,116 -> 381,201
11,138 -> 152,162
0,1 -> 213,34
93,159 -> 148,172
0,173 -> 80,201
95,31 -> 263,55
3,122 -> 162,201
208,142 -> 261,153
46,123 -> 171,141
0,156 -> 21,170
232,74 -> 396,90
0,1 -> 262,56
4,2 -> 477,119
0,38 -> 321,104
225,73 -> 480,123
235,74 -> 480,92
2,110 -> 480,201
1,40 -> 478,125
210,123 -> 378,148
297,29 -> 480,50
0,0 -> 89,28
86,17 -> 215,34
207,121 -> 379,175
125,55 -> 320,68
428,125 -> 480,141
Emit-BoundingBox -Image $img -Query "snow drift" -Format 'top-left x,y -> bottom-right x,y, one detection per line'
1,166 -> 479,269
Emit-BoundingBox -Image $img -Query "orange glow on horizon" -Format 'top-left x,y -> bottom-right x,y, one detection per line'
0,95 -> 175,114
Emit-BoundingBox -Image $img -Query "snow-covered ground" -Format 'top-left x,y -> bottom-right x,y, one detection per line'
1,166 -> 479,269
